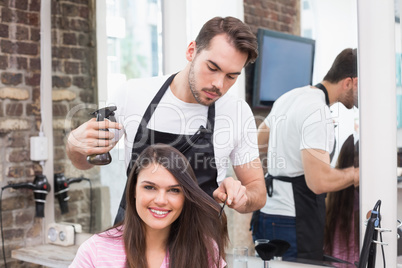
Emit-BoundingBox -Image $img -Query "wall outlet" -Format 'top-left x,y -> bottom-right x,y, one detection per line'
46,223 -> 75,246
30,136 -> 48,161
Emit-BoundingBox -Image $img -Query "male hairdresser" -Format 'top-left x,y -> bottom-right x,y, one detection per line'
66,16 -> 266,223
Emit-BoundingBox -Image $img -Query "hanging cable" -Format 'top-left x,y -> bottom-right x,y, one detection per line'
1,188 -> 8,268
378,202 -> 386,267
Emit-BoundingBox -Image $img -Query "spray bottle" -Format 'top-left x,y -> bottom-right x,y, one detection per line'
86,106 -> 117,165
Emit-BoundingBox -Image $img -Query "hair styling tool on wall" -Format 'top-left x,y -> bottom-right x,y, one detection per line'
1,175 -> 51,268
2,175 -> 51,217
54,173 -> 93,232
86,106 -> 117,165
54,173 -> 70,214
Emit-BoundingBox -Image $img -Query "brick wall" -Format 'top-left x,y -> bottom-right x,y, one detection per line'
244,0 -> 300,35
0,0 -> 98,267
0,0 -> 44,267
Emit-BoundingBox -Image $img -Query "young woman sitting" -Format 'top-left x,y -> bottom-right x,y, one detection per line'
70,144 -> 228,268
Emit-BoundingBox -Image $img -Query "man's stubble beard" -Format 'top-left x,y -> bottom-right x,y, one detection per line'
188,60 -> 222,106
188,61 -> 204,105
341,87 -> 355,109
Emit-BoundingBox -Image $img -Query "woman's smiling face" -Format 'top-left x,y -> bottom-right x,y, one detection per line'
135,163 -> 185,233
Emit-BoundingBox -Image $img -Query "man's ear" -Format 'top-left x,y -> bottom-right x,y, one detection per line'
342,77 -> 354,90
346,77 -> 358,91
186,41 -> 196,62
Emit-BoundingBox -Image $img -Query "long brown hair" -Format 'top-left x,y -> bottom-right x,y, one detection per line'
121,144 -> 228,267
195,16 -> 258,66
324,134 -> 359,255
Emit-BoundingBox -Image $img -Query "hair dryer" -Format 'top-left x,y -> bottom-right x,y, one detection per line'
86,106 -> 117,165
54,173 -> 88,214
2,175 -> 51,217
54,173 -> 69,214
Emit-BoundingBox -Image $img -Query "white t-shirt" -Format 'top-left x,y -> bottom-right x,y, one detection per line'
107,75 -> 259,185
260,86 -> 335,216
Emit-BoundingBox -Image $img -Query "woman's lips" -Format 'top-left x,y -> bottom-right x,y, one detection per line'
149,208 -> 170,218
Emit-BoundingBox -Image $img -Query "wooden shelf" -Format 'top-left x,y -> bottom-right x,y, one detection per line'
11,233 -> 91,268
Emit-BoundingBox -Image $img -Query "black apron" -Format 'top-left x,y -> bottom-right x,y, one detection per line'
262,83 -> 331,260
265,174 -> 326,260
114,74 -> 218,224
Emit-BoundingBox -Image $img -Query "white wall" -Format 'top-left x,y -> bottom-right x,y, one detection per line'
161,0 -> 187,75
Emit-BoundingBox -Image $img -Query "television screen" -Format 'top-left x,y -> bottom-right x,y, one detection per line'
252,28 -> 315,107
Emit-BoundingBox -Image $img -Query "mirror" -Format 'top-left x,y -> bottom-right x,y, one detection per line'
248,0 -> 359,263
303,1 -> 359,264
52,0 -> 361,264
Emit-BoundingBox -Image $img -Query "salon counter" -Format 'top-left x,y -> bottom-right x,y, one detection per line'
12,243 -> 78,268
13,236 -> 401,268
14,245 -> 348,268
225,254 -> 357,268
11,233 -> 91,268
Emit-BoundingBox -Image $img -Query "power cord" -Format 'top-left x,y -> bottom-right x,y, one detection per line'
358,199 -> 382,268
1,188 -> 8,268
377,202 -> 386,268
67,177 -> 92,233
79,178 -> 92,234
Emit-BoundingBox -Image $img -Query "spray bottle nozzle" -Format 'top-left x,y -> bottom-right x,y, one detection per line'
90,106 -> 117,122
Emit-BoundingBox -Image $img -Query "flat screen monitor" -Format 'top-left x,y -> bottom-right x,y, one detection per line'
252,28 -> 315,107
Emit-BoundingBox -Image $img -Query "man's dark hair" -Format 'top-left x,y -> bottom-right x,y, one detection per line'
195,16 -> 258,66
323,48 -> 357,83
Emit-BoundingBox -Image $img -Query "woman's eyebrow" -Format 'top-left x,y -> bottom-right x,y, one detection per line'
141,180 -> 156,185
140,181 -> 181,188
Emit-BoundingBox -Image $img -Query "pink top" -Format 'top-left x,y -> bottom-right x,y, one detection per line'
69,228 -> 226,268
